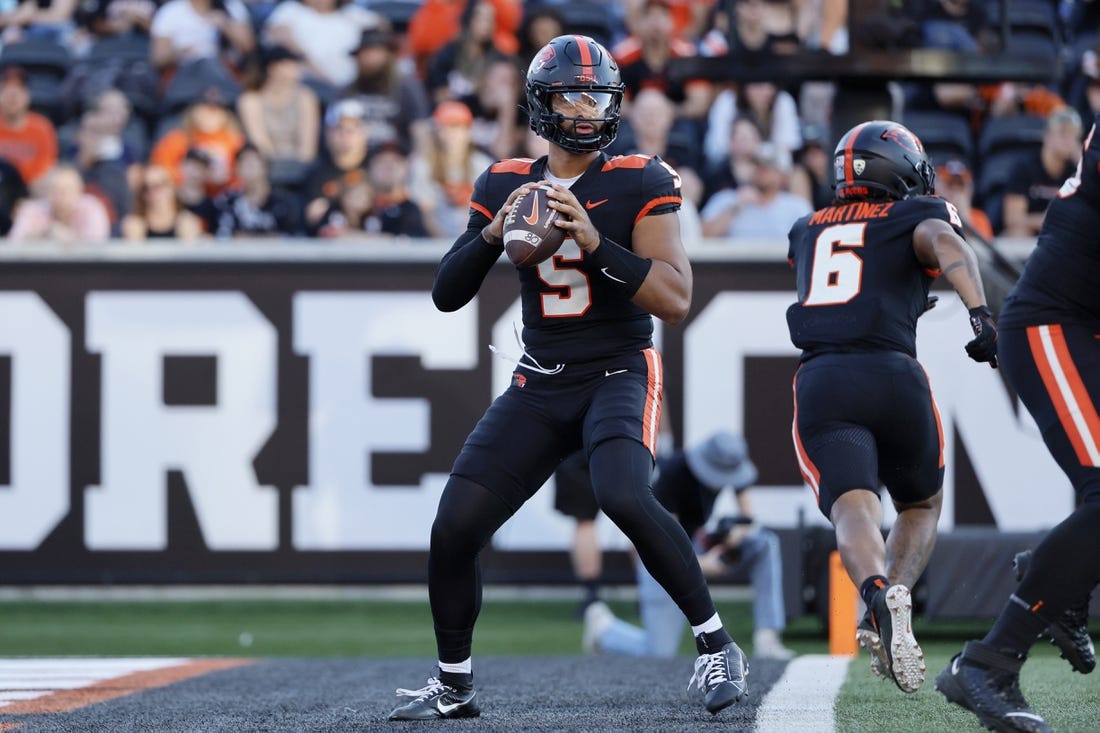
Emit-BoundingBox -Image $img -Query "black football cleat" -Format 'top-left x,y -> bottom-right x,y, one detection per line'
687,641 -> 749,714
870,584 -> 925,693
856,608 -> 890,681
1012,549 -> 1095,674
387,671 -> 480,721
936,640 -> 1052,733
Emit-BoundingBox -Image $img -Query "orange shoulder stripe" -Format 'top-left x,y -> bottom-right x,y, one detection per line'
491,158 -> 535,174
602,154 -> 651,171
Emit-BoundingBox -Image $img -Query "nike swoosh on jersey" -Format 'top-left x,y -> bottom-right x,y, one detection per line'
585,198 -> 608,210
605,369 -> 628,377
523,192 -> 540,225
601,267 -> 627,283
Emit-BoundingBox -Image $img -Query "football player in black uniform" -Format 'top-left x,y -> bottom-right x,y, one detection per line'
935,115 -> 1100,733
786,120 -> 998,694
388,35 -> 747,721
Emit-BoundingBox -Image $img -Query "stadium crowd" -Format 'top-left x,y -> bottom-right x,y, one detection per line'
0,0 -> 1095,243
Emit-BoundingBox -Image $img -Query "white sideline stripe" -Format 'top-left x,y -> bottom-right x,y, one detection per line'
0,658 -> 189,708
755,654 -> 851,733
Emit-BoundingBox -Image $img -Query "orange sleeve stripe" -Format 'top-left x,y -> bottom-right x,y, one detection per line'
601,154 -> 650,171
1028,324 -> 1100,466
634,195 -> 681,225
924,267 -> 943,278
642,347 -> 663,458
469,201 -> 492,220
791,370 -> 821,501
490,158 -> 535,174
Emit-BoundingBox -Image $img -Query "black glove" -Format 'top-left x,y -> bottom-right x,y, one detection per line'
965,305 -> 998,368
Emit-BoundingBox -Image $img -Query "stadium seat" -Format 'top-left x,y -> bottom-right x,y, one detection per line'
0,39 -> 71,78
86,33 -> 151,63
976,149 -> 1033,233
556,0 -> 614,47
368,0 -> 420,33
902,110 -> 974,165
976,113 -> 1045,158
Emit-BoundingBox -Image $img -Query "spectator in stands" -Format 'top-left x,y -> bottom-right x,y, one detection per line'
622,0 -> 709,43
0,156 -> 27,235
237,45 -> 319,166
409,100 -> 491,239
788,126 -> 832,211
701,114 -> 762,204
343,27 -> 432,157
1067,46 -> 1100,125
71,107 -> 132,234
302,98 -> 370,235
0,0 -> 78,44
583,432 -> 795,660
263,0 -> 383,91
362,140 -> 428,237
517,5 -> 564,68
72,0 -> 156,41
426,0 -> 501,106
1002,107 -> 1082,238
212,143 -> 300,238
613,0 -> 713,120
406,0 -> 520,81
700,142 -> 811,239
935,157 -> 994,242
796,0 -> 846,53
615,88 -> 704,247
149,85 -> 245,196
915,0 -> 993,52
703,80 -> 801,171
89,88 -> 143,165
8,164 -> 110,244
723,0 -> 801,59
461,52 -> 525,162
149,0 -> 254,74
175,147 -> 219,232
0,66 -> 58,187
121,163 -> 204,240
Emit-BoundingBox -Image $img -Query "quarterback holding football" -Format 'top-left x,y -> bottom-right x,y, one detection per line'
388,34 -> 749,722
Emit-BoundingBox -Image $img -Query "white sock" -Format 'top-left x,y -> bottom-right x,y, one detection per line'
691,613 -> 723,637
439,659 -> 472,675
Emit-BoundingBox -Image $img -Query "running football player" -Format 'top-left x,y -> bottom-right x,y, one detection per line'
786,120 -> 998,694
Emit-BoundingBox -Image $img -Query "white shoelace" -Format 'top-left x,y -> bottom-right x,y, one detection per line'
395,676 -> 447,700
689,652 -> 730,692
488,322 -> 564,375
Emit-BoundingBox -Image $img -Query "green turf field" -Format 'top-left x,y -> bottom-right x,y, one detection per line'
0,597 -> 1095,731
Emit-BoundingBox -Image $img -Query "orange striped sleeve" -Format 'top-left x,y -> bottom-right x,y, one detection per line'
469,201 -> 492,220
634,195 -> 681,225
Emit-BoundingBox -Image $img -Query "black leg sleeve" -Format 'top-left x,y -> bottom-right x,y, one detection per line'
589,437 -> 718,626
428,475 -> 516,664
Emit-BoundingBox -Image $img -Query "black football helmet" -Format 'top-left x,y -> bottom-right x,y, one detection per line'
833,120 -> 936,201
526,34 -> 624,153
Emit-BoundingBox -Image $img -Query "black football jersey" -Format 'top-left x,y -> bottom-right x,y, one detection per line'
1000,114 -> 1100,328
786,196 -> 964,358
467,153 -> 682,363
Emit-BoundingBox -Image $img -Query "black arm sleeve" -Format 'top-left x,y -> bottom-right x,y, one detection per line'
431,227 -> 503,312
